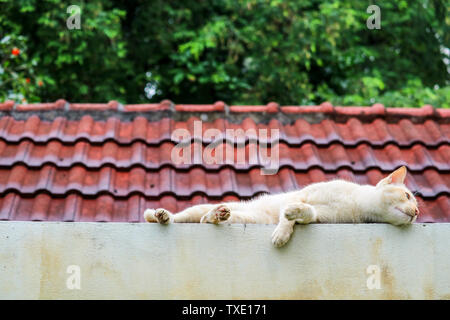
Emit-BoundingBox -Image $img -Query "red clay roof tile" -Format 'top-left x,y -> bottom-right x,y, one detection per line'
0,140 -> 447,172
0,100 -> 15,111
15,99 -> 67,111
175,101 -> 226,112
0,165 -> 447,199
0,116 -> 448,146
124,103 -> 168,112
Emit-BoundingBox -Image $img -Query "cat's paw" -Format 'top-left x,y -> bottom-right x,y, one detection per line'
284,203 -> 315,223
143,209 -> 157,222
271,224 -> 293,247
154,208 -> 173,224
200,204 -> 231,224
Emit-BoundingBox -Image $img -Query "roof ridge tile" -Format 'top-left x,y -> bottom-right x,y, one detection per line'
1,100 -> 448,118
0,100 -> 15,111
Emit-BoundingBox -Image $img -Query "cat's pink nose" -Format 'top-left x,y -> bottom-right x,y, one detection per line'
415,208 -> 419,216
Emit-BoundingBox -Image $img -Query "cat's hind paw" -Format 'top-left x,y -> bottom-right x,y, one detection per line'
143,209 -> 157,222
271,224 -> 293,247
200,204 -> 231,224
154,208 -> 173,224
284,203 -> 315,224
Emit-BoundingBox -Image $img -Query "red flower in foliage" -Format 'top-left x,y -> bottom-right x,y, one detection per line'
11,48 -> 20,56
26,78 -> 30,83
38,80 -> 43,86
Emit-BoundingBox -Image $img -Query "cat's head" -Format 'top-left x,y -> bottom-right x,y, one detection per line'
376,166 -> 419,225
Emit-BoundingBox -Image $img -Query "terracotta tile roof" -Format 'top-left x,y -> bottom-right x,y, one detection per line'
0,100 -> 448,223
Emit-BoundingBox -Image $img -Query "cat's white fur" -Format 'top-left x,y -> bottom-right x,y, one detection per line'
144,166 -> 419,247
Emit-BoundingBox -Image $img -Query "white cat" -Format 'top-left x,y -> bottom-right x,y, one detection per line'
144,166 -> 419,247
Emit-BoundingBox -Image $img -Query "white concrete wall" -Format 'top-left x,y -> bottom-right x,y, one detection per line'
0,221 -> 449,299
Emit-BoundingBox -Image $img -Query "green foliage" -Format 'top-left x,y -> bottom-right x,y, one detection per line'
1,0 -> 128,102
0,34 -> 42,102
0,0 -> 448,107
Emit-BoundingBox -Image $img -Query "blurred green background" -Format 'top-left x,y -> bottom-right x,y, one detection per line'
0,0 -> 448,107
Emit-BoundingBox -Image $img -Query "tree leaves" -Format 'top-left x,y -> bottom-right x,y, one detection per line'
0,0 -> 448,107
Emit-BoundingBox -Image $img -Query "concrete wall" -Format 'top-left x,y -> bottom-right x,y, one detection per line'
0,221 -> 449,299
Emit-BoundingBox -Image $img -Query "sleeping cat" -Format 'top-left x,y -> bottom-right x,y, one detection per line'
144,166 -> 419,247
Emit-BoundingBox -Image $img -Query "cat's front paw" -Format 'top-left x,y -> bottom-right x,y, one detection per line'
154,208 -> 173,224
200,204 -> 231,224
284,203 -> 315,224
271,224 -> 292,247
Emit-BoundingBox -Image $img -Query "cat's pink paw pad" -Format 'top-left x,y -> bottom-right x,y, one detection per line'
154,208 -> 171,224
214,205 -> 231,221
201,205 -> 231,223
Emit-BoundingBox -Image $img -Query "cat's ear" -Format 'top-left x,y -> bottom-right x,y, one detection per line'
376,166 -> 407,187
